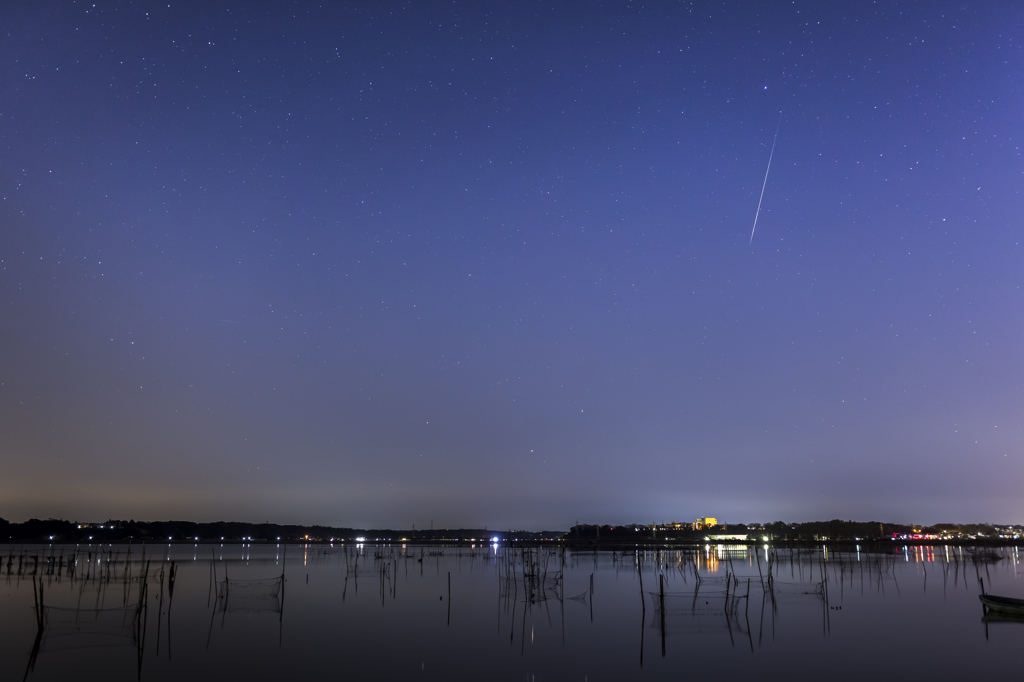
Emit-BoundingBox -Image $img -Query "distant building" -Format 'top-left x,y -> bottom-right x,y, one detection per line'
693,517 -> 717,530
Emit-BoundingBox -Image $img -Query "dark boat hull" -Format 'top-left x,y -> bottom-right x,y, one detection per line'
979,594 -> 1024,615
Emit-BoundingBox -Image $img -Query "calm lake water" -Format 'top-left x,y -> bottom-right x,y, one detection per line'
3,542 -> 1023,680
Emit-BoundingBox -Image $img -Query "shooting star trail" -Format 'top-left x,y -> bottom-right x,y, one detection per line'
749,111 -> 782,245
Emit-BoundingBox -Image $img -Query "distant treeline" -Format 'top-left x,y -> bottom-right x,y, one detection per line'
1,516 -> 1009,544
0,517 -> 556,543
567,520 -> 1006,542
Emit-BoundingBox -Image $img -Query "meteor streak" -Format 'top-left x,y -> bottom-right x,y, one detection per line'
750,111 -> 782,245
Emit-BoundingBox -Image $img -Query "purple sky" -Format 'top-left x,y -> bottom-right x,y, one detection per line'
2,1 -> 1022,529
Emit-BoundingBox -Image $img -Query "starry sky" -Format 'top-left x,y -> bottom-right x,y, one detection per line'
2,1 -> 1023,530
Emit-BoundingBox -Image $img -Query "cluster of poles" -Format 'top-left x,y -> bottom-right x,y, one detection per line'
11,540 -> 1012,678
17,544 -> 156,682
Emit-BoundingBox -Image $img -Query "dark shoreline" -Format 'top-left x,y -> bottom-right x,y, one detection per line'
1,538 -> 1019,552
3,516 -> 1019,547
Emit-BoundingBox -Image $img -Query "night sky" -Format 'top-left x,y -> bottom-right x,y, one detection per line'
3,2 -> 1023,529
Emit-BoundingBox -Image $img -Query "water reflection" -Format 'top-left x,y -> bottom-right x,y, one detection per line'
4,542 -> 1024,680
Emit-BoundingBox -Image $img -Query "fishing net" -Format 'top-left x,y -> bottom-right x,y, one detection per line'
566,590 -> 589,605
499,572 -> 563,605
645,591 -> 748,635
215,577 -> 283,614
38,603 -> 141,651
767,580 -> 825,597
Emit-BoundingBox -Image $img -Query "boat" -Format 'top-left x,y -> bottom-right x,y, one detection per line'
979,594 -> 1024,616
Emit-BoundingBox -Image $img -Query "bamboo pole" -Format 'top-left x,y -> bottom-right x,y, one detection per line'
637,550 -> 645,611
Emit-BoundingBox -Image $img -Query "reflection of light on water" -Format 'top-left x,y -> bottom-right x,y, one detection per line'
911,545 -> 935,563
700,545 -> 720,573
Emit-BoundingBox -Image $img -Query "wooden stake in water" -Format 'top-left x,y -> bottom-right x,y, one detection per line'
659,573 -> 666,658
637,551 -> 645,611
34,577 -> 44,631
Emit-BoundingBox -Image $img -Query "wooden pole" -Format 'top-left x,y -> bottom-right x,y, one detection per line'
637,550 -> 645,610
659,573 -> 666,658
35,577 -> 44,631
